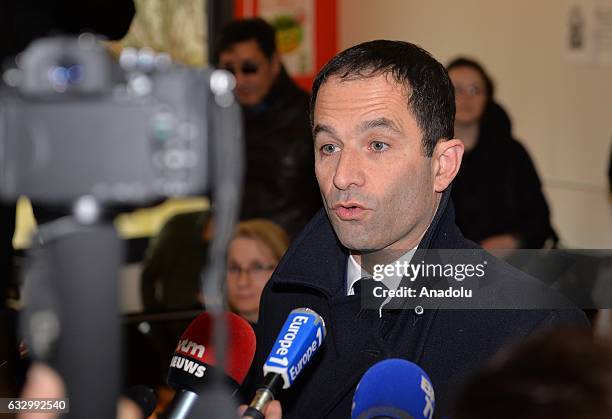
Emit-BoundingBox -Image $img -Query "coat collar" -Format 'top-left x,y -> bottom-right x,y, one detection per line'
272,207 -> 348,298
267,188 -> 470,418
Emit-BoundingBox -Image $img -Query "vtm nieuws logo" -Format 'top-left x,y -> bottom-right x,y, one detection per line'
176,339 -> 206,359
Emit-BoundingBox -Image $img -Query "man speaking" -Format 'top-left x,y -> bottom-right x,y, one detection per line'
243,40 -> 587,418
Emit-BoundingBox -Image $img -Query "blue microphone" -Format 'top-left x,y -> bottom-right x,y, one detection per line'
351,359 -> 435,419
243,308 -> 326,419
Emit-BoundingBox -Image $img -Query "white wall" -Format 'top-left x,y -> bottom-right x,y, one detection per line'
339,0 -> 612,248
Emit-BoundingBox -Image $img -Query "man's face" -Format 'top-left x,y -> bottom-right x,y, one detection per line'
218,39 -> 280,107
313,74 -> 439,253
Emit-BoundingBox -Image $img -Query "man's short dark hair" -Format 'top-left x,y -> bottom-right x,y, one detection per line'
311,40 -> 455,157
215,18 -> 277,62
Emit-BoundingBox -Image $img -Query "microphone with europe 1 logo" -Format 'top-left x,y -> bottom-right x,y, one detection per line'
163,311 -> 256,419
351,358 -> 435,419
242,307 -> 327,419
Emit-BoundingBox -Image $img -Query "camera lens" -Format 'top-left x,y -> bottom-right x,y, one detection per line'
47,64 -> 83,92
66,65 -> 83,84
48,66 -> 68,91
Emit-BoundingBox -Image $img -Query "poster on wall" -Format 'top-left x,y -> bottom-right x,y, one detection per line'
258,0 -> 315,77
565,0 -> 612,65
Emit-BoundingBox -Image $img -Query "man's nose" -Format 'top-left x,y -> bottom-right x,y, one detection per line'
233,72 -> 249,87
332,147 -> 365,190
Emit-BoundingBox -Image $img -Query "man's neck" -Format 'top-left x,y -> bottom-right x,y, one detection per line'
243,73 -> 284,114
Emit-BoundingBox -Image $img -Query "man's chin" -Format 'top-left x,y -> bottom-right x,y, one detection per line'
333,226 -> 378,252
237,92 -> 262,107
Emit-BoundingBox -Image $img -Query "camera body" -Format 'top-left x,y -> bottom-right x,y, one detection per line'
0,35 -> 233,206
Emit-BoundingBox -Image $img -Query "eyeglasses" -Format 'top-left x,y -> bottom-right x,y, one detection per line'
221,61 -> 260,76
454,84 -> 484,97
227,263 -> 275,279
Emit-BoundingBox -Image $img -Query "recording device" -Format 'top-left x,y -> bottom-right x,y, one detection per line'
243,308 -> 326,419
164,311 -> 256,419
10,30 -> 244,418
351,359 -> 435,419
11,33 -> 243,419
0,34 -> 238,205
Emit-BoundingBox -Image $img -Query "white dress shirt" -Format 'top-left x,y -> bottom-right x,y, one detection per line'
346,248 -> 417,296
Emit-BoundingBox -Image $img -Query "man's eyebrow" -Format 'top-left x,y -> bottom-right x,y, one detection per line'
358,117 -> 402,135
313,123 -> 339,140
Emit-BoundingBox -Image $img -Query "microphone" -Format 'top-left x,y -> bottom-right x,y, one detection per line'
164,311 -> 256,419
351,358 -> 435,419
243,307 -> 326,419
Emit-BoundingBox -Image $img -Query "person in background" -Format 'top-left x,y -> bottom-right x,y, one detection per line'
140,211 -> 211,312
215,18 -> 321,238
447,57 -> 557,249
453,327 -> 612,419
226,219 -> 289,325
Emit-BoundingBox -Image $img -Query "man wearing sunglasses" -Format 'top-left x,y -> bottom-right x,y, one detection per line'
215,18 -> 320,239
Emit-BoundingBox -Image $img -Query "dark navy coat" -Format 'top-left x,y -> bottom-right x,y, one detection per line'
243,190 -> 588,418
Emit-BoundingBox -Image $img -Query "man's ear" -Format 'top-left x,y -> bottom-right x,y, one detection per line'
431,139 -> 464,193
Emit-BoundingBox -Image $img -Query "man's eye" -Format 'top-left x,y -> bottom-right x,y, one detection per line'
370,141 -> 390,152
320,144 -> 339,155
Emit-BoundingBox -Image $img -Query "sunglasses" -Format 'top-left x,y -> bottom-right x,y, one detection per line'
222,61 -> 260,75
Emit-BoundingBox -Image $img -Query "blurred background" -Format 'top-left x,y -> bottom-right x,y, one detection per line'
12,0 -> 612,271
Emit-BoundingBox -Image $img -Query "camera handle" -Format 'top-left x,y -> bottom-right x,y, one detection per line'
21,200 -> 121,419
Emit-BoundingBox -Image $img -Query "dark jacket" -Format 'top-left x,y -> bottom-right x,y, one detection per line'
239,69 -> 321,238
243,190 -> 587,418
451,102 -> 557,248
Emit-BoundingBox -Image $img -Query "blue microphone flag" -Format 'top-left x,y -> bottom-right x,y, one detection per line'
263,307 -> 326,389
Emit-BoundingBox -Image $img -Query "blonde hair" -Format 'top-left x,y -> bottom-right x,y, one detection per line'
232,219 -> 290,262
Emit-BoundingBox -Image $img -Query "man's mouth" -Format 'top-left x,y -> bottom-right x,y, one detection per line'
333,202 -> 369,220
237,85 -> 257,94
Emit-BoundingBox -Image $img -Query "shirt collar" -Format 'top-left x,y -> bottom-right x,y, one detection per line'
346,248 -> 417,296
346,254 -> 366,296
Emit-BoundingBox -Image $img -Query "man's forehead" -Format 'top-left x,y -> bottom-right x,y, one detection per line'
322,72 -> 411,96
220,39 -> 265,58
315,74 -> 410,112
314,73 -> 413,123
311,73 -> 427,147
313,116 -> 403,140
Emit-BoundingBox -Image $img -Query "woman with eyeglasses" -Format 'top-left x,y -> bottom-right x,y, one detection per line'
226,219 -> 289,325
447,57 -> 557,250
